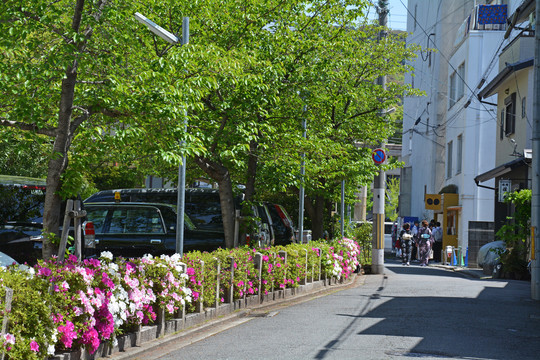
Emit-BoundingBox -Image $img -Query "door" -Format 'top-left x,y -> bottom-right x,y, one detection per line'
87,205 -> 168,258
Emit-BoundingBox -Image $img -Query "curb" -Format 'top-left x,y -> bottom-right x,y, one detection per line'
86,274 -> 362,360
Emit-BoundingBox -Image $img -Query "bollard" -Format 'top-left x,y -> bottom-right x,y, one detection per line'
156,307 -> 165,338
214,258 -> 221,311
270,252 -> 276,297
278,250 -> 287,298
254,253 -> 263,303
196,260 -> 204,313
227,256 -> 235,307
301,248 -> 308,285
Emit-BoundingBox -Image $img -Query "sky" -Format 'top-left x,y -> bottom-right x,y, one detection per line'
366,0 -> 409,31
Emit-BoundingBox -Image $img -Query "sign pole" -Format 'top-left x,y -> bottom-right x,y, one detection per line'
372,1 -> 388,275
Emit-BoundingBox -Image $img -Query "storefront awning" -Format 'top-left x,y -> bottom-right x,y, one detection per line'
474,157 -> 531,186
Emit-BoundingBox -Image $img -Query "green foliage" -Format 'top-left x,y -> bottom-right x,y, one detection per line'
495,189 -> 531,278
350,222 -> 373,265
385,176 -> 400,222
0,268 -> 56,359
89,165 -> 145,191
0,130 -> 49,178
0,0 -> 423,253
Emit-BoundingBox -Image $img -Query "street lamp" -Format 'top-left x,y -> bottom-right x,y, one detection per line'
134,12 -> 179,44
134,12 -> 189,257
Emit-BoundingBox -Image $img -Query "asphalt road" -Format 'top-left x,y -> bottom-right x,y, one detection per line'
118,260 -> 540,360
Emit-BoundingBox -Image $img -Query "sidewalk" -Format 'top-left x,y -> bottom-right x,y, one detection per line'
430,262 -> 489,279
385,252 -> 489,279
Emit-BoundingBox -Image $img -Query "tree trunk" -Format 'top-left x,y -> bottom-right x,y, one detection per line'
194,156 -> 236,248
306,194 -> 326,241
236,140 -> 259,245
244,140 -> 258,203
42,0 -> 89,260
42,68 -> 78,259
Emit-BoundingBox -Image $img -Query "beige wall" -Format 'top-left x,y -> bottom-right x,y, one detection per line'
494,68 -> 532,167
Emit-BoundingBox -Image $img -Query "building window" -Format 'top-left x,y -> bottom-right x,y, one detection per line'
522,97 -> 526,118
456,135 -> 463,174
457,63 -> 465,100
505,93 -> 516,136
447,141 -> 453,179
449,73 -> 456,108
449,63 -> 465,108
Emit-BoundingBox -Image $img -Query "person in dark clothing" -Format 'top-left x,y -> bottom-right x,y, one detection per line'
432,221 -> 443,262
399,223 -> 414,266
417,220 -> 434,266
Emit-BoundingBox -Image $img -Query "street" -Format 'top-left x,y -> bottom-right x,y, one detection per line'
116,260 -> 540,360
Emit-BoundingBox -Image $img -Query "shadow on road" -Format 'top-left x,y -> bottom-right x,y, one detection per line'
313,259 -> 539,360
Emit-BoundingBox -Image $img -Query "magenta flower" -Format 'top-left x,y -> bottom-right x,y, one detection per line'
37,267 -> 52,277
30,340 -> 39,352
58,321 -> 77,348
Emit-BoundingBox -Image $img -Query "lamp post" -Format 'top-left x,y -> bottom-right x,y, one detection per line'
298,103 -> 307,243
134,13 -> 189,257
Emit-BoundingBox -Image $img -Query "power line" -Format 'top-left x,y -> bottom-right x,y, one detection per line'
401,0 -> 503,131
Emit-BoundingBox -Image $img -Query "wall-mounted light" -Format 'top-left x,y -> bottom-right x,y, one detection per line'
505,88 -> 510,95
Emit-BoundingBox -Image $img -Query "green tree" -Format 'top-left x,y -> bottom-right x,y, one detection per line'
163,0 -> 420,244
385,176 -> 400,222
0,1 -> 203,258
496,189 -> 531,277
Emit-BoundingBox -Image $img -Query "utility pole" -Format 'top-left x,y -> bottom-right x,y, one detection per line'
531,0 -> 540,300
372,0 -> 388,274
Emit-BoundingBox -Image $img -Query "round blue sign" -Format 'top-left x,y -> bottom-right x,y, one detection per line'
372,148 -> 386,164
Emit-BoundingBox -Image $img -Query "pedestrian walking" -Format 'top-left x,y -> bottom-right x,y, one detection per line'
399,223 -> 414,265
416,220 -> 433,266
411,220 -> 419,261
432,221 -> 443,262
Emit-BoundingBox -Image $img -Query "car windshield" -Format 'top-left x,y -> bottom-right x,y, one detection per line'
0,180 -> 46,224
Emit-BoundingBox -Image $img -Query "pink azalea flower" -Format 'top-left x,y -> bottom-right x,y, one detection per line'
3,333 -> 15,345
30,340 -> 39,352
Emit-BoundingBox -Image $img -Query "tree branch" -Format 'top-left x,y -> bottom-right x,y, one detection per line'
0,119 -> 57,137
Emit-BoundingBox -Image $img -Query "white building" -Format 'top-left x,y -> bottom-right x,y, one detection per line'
401,0 -> 511,259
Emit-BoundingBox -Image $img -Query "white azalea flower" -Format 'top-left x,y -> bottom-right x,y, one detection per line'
100,251 -> 113,261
